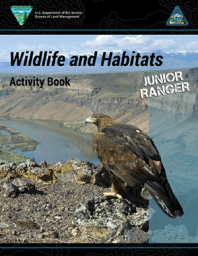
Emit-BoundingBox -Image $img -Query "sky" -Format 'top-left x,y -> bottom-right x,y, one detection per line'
1,35 -> 198,61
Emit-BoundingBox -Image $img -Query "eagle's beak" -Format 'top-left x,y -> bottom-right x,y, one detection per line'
85,116 -> 96,125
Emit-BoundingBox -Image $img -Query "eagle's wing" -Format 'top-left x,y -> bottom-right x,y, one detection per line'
93,124 -> 183,218
93,124 -> 162,188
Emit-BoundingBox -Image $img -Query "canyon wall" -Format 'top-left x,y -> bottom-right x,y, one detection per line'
0,68 -> 198,134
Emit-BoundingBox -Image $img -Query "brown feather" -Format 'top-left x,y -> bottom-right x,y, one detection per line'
88,114 -> 184,218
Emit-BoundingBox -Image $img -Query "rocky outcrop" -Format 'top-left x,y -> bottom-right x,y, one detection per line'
0,158 -> 148,243
0,178 -> 36,197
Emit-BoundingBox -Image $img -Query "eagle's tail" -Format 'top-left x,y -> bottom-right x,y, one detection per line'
145,172 -> 184,218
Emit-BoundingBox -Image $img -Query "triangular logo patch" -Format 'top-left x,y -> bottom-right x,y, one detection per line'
10,5 -> 33,26
166,6 -> 188,26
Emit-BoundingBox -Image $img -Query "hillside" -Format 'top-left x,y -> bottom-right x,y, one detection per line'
0,71 -> 149,133
0,67 -> 198,134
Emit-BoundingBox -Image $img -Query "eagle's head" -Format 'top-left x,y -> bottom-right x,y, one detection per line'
85,114 -> 118,132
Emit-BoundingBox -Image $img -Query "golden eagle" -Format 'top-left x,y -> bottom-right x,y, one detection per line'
85,114 -> 184,218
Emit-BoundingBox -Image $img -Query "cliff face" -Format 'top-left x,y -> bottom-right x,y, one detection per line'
148,68 -> 198,115
0,68 -> 197,133
0,72 -> 148,132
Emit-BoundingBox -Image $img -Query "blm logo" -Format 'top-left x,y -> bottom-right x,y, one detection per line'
10,5 -> 33,26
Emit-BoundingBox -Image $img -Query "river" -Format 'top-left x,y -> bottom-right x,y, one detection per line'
0,117 -> 100,165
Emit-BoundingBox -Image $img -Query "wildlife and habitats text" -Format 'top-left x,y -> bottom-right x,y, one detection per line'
10,51 -> 163,67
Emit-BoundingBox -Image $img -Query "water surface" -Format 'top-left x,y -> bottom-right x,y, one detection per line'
0,118 -> 100,165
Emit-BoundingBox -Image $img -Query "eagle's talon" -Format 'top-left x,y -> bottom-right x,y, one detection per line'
103,192 -> 122,199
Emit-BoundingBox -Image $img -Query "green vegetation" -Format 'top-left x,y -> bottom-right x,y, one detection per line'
0,124 -> 37,162
8,135 -> 36,152
0,133 -> 26,162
